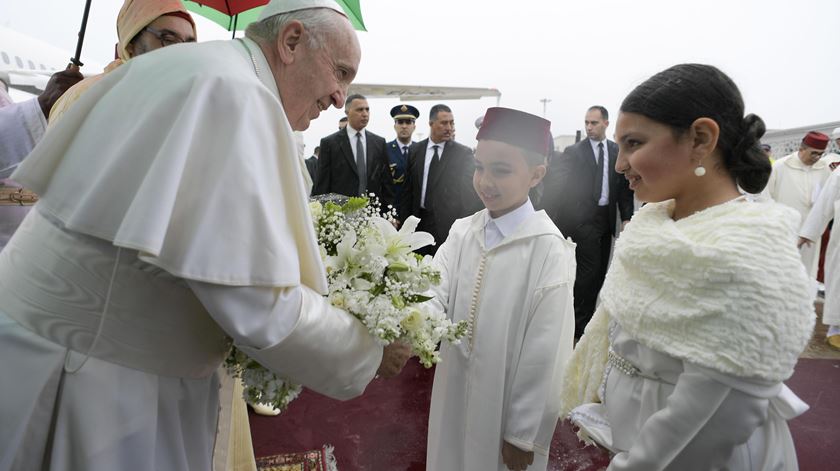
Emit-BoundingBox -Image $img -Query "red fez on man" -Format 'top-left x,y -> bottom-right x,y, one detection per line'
802,131 -> 830,150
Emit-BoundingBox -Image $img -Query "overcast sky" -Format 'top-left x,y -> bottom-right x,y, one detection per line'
3,0 -> 839,153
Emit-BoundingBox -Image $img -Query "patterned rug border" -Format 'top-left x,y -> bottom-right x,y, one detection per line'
256,445 -> 338,471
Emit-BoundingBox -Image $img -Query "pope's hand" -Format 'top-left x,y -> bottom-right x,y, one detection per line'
376,341 -> 411,378
798,237 -> 813,248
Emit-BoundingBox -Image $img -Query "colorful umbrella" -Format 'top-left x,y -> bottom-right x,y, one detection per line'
185,0 -> 367,33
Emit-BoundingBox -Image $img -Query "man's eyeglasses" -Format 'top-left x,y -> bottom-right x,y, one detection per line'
143,26 -> 195,47
396,119 -> 415,125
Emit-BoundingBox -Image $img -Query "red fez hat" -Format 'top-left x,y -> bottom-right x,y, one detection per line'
802,131 -> 829,150
476,107 -> 552,156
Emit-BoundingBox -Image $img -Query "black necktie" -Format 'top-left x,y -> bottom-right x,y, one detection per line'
424,145 -> 441,208
356,132 -> 367,194
402,146 -> 409,159
595,142 -> 605,202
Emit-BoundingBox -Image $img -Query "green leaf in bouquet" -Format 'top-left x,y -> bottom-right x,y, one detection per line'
387,261 -> 409,272
406,294 -> 435,303
342,196 -> 369,213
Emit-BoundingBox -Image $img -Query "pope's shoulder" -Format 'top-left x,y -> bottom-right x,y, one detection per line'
128,40 -> 259,85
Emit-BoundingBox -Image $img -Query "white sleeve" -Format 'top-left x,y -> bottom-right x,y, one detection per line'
0,98 -> 47,178
800,172 -> 839,241
189,281 -> 383,400
609,363 -> 779,471
429,230 -> 460,316
504,281 -> 575,455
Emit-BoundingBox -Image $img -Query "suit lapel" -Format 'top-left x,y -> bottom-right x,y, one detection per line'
365,133 -> 376,173
415,139 -> 428,191
339,131 -> 359,177
581,139 -> 597,167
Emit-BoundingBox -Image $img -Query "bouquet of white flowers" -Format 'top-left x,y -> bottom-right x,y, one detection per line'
225,195 -> 466,411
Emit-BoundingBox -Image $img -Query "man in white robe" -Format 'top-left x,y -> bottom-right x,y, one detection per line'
0,67 -> 83,250
426,108 -> 576,471
765,131 -> 832,281
800,168 -> 840,349
0,1 -> 410,469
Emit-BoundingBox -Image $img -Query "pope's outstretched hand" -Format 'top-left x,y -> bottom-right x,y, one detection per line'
377,341 -> 411,378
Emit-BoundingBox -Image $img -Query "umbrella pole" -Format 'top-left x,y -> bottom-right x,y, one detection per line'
231,14 -> 238,39
71,0 -> 93,67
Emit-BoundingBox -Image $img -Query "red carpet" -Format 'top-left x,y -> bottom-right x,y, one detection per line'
250,358 -> 837,470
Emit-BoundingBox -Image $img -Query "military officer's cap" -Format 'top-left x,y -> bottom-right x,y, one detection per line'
390,104 -> 420,121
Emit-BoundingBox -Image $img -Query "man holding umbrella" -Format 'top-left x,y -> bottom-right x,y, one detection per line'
49,0 -> 198,123
0,1 -> 410,469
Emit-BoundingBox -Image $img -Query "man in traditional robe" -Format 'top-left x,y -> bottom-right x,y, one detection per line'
0,67 -> 83,250
0,1 -> 410,469
0,86 -> 13,108
49,0 -> 198,124
800,169 -> 840,350
765,131 -> 832,282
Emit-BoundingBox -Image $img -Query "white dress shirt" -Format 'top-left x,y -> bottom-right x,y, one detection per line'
589,138 -> 610,206
421,139 -> 446,209
484,198 -> 535,249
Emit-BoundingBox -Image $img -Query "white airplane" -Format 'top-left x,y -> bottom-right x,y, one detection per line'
0,27 -> 105,96
0,26 -> 500,103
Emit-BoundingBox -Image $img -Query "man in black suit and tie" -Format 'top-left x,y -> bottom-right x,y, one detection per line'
400,104 -> 481,255
543,105 -> 634,337
313,94 -> 394,208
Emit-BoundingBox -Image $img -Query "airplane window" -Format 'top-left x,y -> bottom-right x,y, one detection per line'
1,52 -> 9,65
28,60 -> 35,70
15,56 -> 23,68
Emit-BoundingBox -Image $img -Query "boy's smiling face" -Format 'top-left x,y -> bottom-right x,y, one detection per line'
473,140 -> 546,218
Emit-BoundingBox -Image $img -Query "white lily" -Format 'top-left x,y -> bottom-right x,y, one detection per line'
371,216 -> 435,256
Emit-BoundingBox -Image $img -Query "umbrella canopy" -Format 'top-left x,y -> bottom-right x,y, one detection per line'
185,0 -> 366,32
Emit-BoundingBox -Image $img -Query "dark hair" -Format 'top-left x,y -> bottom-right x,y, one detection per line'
430,104 -> 452,121
588,105 -> 608,121
620,64 -> 770,194
344,94 -> 366,108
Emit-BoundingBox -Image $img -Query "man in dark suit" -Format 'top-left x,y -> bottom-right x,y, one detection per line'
313,94 -> 394,208
386,104 -> 419,212
543,105 -> 635,337
400,104 -> 481,255
305,145 -> 319,184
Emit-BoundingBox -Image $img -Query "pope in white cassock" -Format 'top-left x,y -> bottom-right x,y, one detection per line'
0,1 -> 411,469
765,131 -> 833,282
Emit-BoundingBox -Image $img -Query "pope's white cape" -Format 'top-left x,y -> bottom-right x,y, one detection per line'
12,38 -> 326,292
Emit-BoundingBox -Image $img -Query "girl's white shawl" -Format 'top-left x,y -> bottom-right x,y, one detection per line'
560,198 -> 815,414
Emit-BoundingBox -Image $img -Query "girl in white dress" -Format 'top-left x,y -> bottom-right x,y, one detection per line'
560,64 -> 815,470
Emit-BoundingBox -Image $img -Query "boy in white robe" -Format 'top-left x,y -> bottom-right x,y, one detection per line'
426,107 -> 576,471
